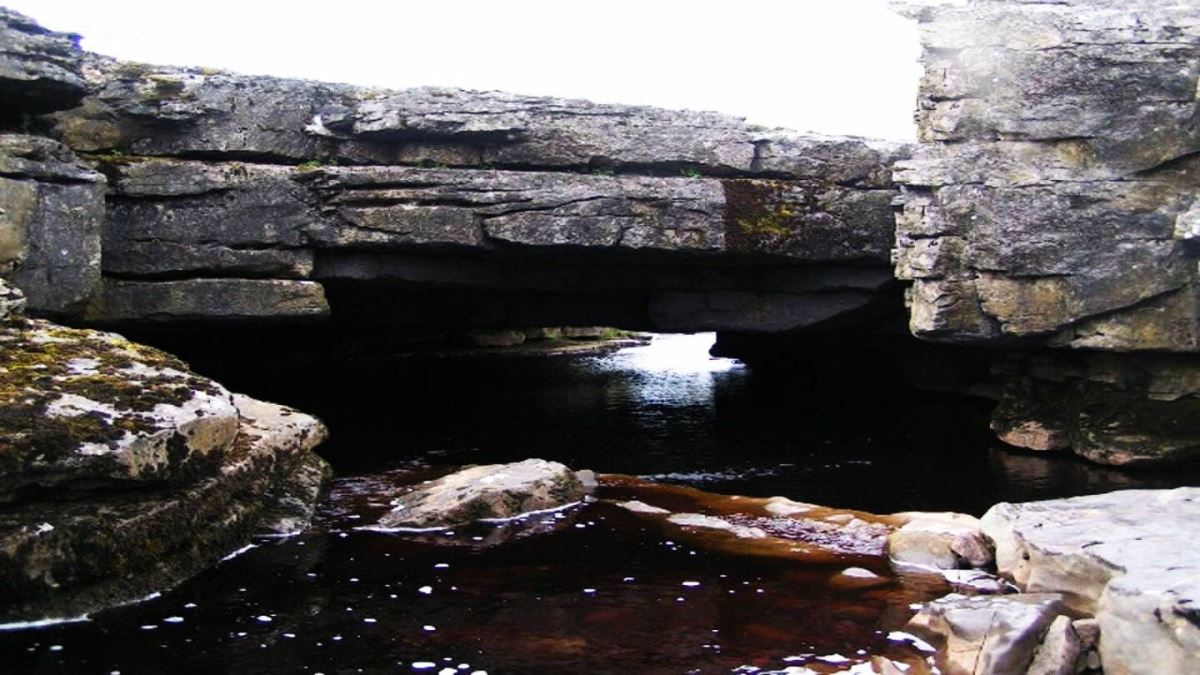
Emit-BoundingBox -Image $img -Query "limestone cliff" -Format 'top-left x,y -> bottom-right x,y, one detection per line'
895,0 -> 1200,465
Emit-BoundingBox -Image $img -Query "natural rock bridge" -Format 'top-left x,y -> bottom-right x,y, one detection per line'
18,56 -> 906,335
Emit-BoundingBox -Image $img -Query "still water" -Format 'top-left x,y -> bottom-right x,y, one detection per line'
3,334 -> 1192,673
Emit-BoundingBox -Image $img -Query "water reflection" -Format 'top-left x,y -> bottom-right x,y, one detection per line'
592,332 -> 742,408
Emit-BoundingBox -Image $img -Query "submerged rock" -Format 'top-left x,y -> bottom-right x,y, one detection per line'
981,488 -> 1200,675
376,459 -> 586,529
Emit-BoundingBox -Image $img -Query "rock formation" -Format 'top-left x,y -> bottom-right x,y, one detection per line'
375,459 -> 587,529
895,0 -> 1200,465
0,9 -> 331,623
0,280 -> 331,622
981,488 -> 1200,675
0,4 -> 909,335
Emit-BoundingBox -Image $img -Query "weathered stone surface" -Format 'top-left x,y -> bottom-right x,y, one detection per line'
887,511 -> 991,570
0,318 -> 238,499
0,8 -> 87,115
0,134 -> 105,316
100,159 -> 895,264
906,592 -> 1067,675
0,318 -> 330,622
894,0 -> 1200,352
1026,615 -> 1081,675
102,159 -> 318,279
48,55 -> 907,183
0,276 -> 24,320
992,352 -> 1200,466
981,488 -> 1200,675
85,278 -> 330,322
377,459 -> 586,529
87,157 -> 898,330
231,394 -> 331,536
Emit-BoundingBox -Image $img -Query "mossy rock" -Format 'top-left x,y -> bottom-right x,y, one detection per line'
0,318 -> 238,500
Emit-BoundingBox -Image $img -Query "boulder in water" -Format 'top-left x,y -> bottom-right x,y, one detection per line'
376,459 -> 586,529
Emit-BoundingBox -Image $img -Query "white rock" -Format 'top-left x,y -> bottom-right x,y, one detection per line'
981,488 -> 1200,675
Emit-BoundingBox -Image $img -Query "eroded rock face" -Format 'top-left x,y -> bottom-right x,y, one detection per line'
991,352 -> 1200,466
0,134 -> 105,317
0,318 -> 239,498
981,488 -> 1200,675
894,0 -> 1200,351
0,318 -> 330,622
376,459 -> 586,529
892,0 -> 1200,466
0,8 -> 87,115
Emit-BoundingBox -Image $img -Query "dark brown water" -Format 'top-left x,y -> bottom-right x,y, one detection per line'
4,334 -> 1195,674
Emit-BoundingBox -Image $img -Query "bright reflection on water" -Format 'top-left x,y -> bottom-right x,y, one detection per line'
601,333 -> 740,375
592,333 -> 742,408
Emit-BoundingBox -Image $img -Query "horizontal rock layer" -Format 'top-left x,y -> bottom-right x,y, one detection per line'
0,41 -> 908,334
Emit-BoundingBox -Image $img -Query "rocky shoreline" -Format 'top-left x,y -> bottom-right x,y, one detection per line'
0,2 -> 1197,673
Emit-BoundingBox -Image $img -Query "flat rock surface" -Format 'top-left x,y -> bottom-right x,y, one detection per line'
0,391 -> 329,622
982,488 -> 1200,675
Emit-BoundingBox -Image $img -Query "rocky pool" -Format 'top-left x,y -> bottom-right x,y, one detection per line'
3,334 -> 1193,673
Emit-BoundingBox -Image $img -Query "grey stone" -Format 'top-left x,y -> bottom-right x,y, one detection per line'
906,592 -> 1067,675
1027,615 -> 1082,675
991,352 -> 1200,466
0,134 -> 105,317
0,8 -> 87,114
981,488 -> 1200,675
0,318 -> 239,499
0,277 -> 24,320
0,383 -> 329,622
893,0 -> 1200,353
887,511 -> 990,570
84,278 -> 330,322
232,394 -> 331,536
48,57 -> 907,183
376,459 -> 585,529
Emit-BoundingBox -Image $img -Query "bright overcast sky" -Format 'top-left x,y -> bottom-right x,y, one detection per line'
10,0 -> 922,141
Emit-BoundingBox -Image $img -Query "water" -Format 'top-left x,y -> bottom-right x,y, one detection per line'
3,333 -> 1194,673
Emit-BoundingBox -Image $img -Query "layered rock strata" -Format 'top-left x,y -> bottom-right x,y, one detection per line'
895,0 -> 1200,464
0,4 -> 910,334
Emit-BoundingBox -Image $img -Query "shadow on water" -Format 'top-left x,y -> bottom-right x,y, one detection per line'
4,332 -> 1196,673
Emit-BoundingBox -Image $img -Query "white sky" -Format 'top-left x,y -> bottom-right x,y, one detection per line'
10,0 -> 922,141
